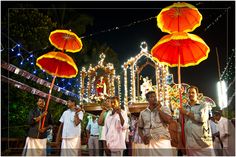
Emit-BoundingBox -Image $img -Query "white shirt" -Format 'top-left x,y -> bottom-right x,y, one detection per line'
86,119 -> 99,135
59,109 -> 84,138
104,110 -> 128,150
209,119 -> 219,134
217,116 -> 235,148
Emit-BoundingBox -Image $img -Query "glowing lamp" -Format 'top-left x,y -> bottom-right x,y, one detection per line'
217,80 -> 228,109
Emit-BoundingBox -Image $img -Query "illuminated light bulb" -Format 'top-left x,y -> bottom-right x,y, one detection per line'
217,80 -> 228,109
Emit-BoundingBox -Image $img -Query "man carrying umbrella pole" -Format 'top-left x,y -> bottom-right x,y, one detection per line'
58,98 -> 84,156
179,86 -> 215,156
22,97 -> 53,156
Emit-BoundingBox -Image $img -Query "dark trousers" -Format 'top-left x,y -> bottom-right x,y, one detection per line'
99,140 -> 104,156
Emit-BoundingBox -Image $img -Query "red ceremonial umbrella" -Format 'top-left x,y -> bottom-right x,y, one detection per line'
151,32 -> 210,146
36,51 -> 78,127
157,2 -> 202,34
49,29 -> 83,53
37,51 -> 78,78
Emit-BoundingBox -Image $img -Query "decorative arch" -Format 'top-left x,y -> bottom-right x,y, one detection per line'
122,42 -> 170,113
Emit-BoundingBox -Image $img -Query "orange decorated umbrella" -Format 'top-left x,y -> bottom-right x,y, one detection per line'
151,32 -> 209,67
151,32 -> 210,147
157,2 -> 202,34
49,29 -> 83,53
36,51 -> 78,128
37,51 -> 78,78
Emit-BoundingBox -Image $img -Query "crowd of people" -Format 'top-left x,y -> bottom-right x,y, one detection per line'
22,85 -> 235,156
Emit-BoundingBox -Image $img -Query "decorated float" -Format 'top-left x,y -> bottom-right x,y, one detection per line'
79,53 -> 121,113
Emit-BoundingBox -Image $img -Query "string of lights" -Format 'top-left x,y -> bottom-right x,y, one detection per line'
220,50 -> 235,81
77,8 -> 230,38
227,78 -> 235,91
228,92 -> 235,106
8,43 -> 80,92
80,16 -> 156,39
204,8 -> 229,32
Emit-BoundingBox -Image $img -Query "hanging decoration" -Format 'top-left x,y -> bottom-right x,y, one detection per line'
1,75 -> 67,105
1,60 -> 80,99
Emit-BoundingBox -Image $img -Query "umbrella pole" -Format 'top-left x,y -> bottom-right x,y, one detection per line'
178,52 -> 185,148
41,68 -> 58,128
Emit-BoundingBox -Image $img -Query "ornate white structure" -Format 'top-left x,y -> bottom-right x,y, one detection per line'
122,42 -> 170,112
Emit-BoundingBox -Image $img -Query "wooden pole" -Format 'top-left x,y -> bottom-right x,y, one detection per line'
178,50 -> 185,147
41,67 -> 58,128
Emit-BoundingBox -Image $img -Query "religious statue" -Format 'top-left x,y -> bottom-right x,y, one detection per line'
140,76 -> 153,100
96,76 -> 107,96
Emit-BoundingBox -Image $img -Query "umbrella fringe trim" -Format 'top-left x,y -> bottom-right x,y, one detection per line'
153,33 -> 208,48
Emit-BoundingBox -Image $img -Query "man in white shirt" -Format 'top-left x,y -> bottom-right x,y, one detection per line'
86,115 -> 99,156
209,116 -> 223,156
104,96 -> 129,156
179,86 -> 215,156
214,111 -> 235,156
58,98 -> 84,156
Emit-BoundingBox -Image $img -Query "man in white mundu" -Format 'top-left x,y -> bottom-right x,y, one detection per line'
104,96 -> 129,156
138,91 -> 175,156
59,99 -> 84,156
22,97 -> 53,156
214,111 -> 235,156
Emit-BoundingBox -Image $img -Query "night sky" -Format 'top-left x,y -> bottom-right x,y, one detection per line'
2,1 -> 235,105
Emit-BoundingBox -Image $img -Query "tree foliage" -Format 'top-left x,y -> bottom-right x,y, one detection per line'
8,9 -> 57,51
